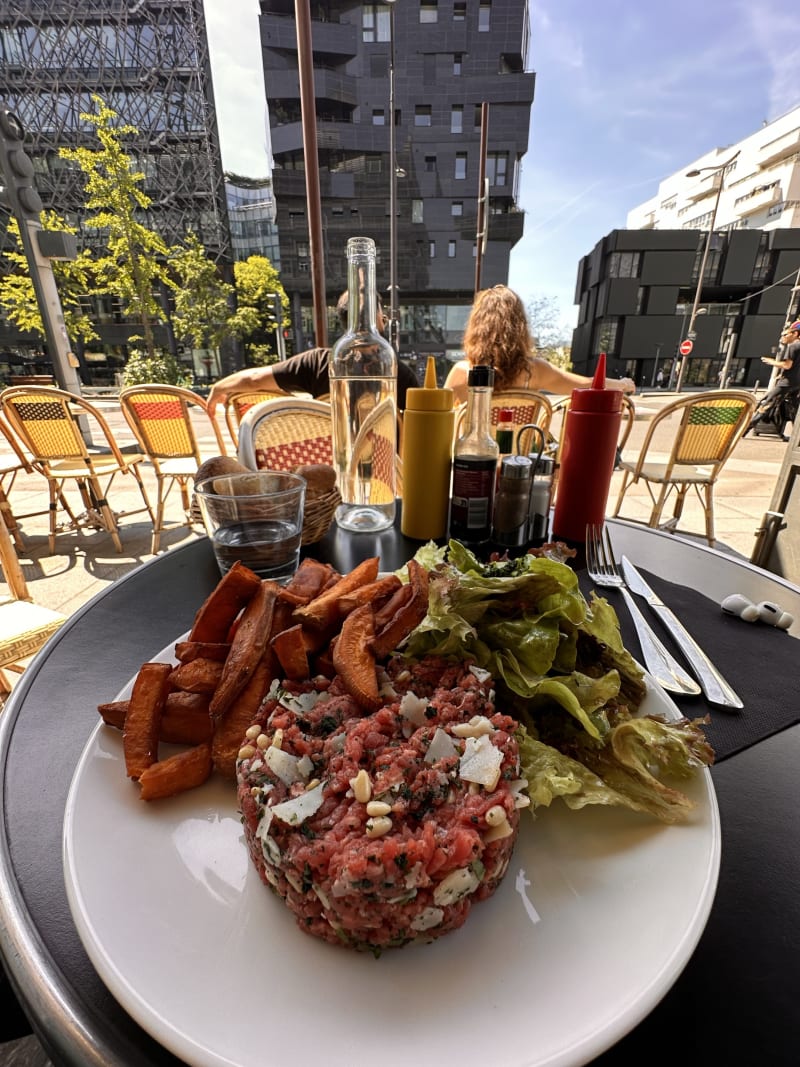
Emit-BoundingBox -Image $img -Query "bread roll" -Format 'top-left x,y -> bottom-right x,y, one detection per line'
293,464 -> 337,496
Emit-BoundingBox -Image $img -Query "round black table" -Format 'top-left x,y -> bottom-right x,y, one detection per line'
1,524 -> 799,1066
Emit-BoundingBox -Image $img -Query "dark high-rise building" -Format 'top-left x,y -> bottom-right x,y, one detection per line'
0,0 -> 232,381
259,0 -> 535,359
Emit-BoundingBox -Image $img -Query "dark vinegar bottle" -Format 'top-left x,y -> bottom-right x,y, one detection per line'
449,366 -> 498,545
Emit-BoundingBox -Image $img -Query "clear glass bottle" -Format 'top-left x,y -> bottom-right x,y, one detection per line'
330,237 -> 398,532
449,365 -> 498,544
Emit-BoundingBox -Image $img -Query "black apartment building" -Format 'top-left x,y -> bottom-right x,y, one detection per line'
0,0 -> 231,381
260,0 -> 535,359
572,228 -> 800,389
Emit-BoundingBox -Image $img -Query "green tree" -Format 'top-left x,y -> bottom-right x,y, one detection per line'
231,255 -> 288,364
121,348 -> 193,388
527,295 -> 572,369
169,231 -> 235,357
0,211 -> 98,346
59,95 -> 171,359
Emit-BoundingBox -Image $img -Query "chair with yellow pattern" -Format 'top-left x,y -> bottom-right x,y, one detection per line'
0,513 -> 65,697
223,389 -> 285,449
455,389 -> 554,454
0,386 -> 154,554
236,398 -> 333,471
612,389 -> 755,546
119,384 -> 228,553
0,412 -> 35,550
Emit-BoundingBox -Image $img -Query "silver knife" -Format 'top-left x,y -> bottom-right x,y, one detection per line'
621,556 -> 744,710
617,585 -> 701,696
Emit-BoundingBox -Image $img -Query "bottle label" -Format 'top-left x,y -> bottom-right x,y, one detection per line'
450,457 -> 496,537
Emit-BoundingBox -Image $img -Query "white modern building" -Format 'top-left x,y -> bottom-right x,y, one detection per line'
627,105 -> 800,233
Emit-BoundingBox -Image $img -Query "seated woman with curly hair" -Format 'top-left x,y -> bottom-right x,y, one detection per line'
444,285 -> 635,404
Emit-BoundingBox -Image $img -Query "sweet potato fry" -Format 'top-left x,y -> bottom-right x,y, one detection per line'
189,561 -> 262,642
270,624 -> 310,681
99,692 -> 212,746
372,582 -> 413,631
338,574 -> 403,612
292,557 -> 380,630
123,661 -> 172,780
169,657 -> 224,694
212,653 -> 275,779
332,604 -> 380,711
174,641 -> 231,664
283,558 -> 339,603
210,580 -> 279,720
139,743 -> 213,802
370,559 -> 430,659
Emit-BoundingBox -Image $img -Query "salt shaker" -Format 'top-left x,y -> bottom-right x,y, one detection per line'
528,454 -> 555,544
492,454 -> 533,548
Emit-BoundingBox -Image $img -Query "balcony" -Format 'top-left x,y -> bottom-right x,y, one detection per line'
735,183 -> 782,217
758,127 -> 800,169
686,170 -> 721,203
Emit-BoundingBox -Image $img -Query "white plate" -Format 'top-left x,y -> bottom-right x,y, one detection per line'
63,645 -> 720,1067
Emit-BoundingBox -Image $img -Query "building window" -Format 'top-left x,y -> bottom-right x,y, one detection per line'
453,53 -> 462,75
448,241 -> 456,258
420,1 -> 438,24
429,241 -> 436,258
362,5 -> 390,42
486,151 -> 507,186
453,1 -> 466,20
451,105 -> 463,134
474,105 -> 483,130
607,251 -> 641,278
412,199 -> 424,223
425,155 -> 437,172
455,152 -> 467,179
478,2 -> 491,31
415,105 -> 432,127
451,200 -> 463,216
372,109 -> 385,125
592,318 -> 619,357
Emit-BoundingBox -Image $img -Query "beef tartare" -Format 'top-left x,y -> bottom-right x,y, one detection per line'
237,656 -> 528,951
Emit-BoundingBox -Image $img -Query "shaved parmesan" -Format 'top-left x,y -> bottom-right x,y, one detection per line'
424,727 -> 459,764
266,746 -> 311,786
468,665 -> 492,683
433,867 -> 480,906
459,734 -> 503,790
410,906 -> 444,931
271,781 -> 326,826
399,691 -> 429,726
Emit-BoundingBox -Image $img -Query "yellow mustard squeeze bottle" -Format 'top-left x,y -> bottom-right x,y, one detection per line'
400,356 -> 454,539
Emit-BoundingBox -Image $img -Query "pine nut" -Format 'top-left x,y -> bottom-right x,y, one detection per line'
256,733 -> 270,750
237,744 -> 256,760
271,728 -> 284,749
350,768 -> 372,803
245,724 -> 261,740
366,800 -> 392,817
366,815 -> 392,838
485,804 -> 506,827
484,817 -> 513,843
305,778 -> 320,791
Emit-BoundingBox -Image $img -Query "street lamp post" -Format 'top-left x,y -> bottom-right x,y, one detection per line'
676,149 -> 740,392
386,0 -> 400,353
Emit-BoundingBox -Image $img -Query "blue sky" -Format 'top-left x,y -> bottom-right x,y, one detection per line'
205,0 -> 800,333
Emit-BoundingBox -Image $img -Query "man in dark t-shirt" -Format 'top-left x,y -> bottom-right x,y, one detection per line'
746,323 -> 800,437
207,293 -> 418,415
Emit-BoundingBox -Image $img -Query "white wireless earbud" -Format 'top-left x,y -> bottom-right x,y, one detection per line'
721,593 -> 793,629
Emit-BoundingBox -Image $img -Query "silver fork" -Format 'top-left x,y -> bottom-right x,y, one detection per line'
585,524 -> 701,696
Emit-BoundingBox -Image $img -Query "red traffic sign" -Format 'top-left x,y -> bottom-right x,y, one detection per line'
679,339 -> 693,356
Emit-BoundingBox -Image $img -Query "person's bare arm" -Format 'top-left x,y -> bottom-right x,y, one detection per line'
443,361 -> 470,405
529,357 -> 635,395
761,355 -> 793,369
206,367 -> 286,416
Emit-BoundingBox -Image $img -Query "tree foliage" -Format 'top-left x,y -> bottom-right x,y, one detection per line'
169,231 -> 235,353
121,348 -> 193,388
231,255 -> 288,364
59,95 -> 172,358
527,295 -> 573,369
0,212 -> 98,345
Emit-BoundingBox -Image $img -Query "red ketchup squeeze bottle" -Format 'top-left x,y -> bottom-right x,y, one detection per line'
552,353 -> 622,543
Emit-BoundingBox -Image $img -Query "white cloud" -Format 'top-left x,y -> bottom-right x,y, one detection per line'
204,0 -> 270,177
739,0 -> 800,119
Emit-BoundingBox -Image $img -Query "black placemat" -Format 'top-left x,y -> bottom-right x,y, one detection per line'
580,567 -> 799,762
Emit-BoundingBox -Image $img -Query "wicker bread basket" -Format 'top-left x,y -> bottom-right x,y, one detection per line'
301,485 -> 341,544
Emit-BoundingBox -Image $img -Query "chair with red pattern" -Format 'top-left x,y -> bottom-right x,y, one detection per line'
236,398 -> 333,472
119,384 -> 228,553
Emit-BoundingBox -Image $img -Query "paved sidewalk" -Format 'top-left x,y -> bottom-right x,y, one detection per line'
0,390 -> 787,619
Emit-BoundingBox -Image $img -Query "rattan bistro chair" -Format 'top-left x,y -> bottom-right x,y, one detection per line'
0,412 -> 35,550
223,389 -> 285,449
119,384 -> 228,554
612,389 -> 755,546
455,389 -> 554,454
0,386 -> 154,554
237,398 -> 333,471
